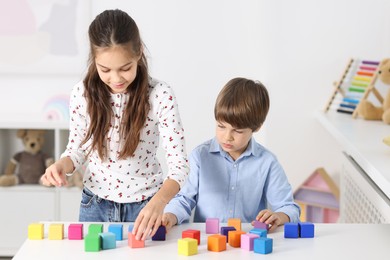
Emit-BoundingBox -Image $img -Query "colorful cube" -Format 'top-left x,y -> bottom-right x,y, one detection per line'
28,223 -> 44,240
284,222 -> 299,238
228,230 -> 246,248
88,224 -> 103,235
178,238 -> 198,256
182,229 -> 201,245
253,220 -> 269,230
207,234 -> 227,252
254,237 -> 273,254
49,223 -> 64,240
68,223 -> 83,240
249,228 -> 267,238
152,225 -> 166,241
205,218 -> 219,234
100,232 -> 116,250
227,218 -> 241,231
299,222 -> 315,238
128,233 -> 145,248
241,233 -> 259,251
84,233 -> 101,252
108,224 -> 123,240
220,226 -> 236,240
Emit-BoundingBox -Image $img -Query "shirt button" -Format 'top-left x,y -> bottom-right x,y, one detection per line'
233,164 -> 237,168
232,186 -> 235,190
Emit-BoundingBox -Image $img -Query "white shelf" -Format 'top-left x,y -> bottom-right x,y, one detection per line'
315,110 -> 390,200
0,120 -> 80,257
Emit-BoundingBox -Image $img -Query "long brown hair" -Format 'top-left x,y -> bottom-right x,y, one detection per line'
214,78 -> 269,131
82,9 -> 150,160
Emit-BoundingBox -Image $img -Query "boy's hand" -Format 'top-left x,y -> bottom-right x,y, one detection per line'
256,209 -> 290,232
162,212 -> 178,231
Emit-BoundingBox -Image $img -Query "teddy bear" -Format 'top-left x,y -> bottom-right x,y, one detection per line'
357,58 -> 390,123
0,129 -> 54,186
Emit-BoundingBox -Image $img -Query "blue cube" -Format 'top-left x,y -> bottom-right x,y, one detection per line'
220,226 -> 236,240
152,225 -> 166,241
284,222 -> 299,238
299,222 -> 315,238
100,232 -> 116,250
108,224 -> 123,241
254,237 -> 273,254
249,228 -> 267,238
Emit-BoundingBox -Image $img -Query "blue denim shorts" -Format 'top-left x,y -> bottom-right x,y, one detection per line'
79,187 -> 151,222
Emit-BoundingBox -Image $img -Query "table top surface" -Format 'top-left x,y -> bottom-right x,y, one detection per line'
316,110 -> 390,199
13,222 -> 390,260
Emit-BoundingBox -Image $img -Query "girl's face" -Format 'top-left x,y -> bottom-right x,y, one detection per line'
95,46 -> 140,94
215,121 -> 254,161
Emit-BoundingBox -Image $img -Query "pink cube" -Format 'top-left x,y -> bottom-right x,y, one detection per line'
241,233 -> 259,251
68,224 -> 83,240
206,218 -> 219,234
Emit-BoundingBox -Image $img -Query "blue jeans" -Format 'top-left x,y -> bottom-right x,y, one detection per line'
79,187 -> 150,222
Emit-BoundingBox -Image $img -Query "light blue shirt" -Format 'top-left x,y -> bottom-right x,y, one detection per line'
164,137 -> 300,224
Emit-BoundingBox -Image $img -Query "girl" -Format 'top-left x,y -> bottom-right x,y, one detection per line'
41,9 -> 189,241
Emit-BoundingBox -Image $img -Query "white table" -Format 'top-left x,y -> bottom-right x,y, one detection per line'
13,222 -> 390,260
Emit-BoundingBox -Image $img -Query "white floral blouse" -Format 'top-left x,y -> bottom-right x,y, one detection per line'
62,78 -> 189,203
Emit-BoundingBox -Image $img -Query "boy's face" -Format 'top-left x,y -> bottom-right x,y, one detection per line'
215,121 -> 253,160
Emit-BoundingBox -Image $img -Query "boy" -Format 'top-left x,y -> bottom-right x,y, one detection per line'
163,78 -> 300,232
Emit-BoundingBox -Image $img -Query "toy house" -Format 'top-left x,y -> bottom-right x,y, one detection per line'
294,168 -> 340,223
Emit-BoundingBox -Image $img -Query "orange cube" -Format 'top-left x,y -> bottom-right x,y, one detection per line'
207,235 -> 226,252
227,218 -> 241,231
228,230 -> 246,247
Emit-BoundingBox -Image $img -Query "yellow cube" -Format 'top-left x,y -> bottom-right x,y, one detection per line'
228,218 -> 242,231
28,223 -> 44,240
178,238 -> 198,256
49,223 -> 64,240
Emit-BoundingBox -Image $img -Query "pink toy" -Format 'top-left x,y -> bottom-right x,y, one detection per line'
205,218 -> 219,234
68,223 -> 83,240
294,168 -> 340,223
241,233 -> 259,251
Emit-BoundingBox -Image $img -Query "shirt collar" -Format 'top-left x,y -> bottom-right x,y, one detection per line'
209,137 -> 259,159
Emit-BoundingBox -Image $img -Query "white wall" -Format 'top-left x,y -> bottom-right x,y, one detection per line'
1,0 -> 389,190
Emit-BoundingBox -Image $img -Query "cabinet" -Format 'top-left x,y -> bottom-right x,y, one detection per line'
0,121 -> 81,256
316,111 -> 390,223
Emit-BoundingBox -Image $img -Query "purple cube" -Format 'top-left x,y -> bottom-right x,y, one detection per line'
152,225 -> 166,241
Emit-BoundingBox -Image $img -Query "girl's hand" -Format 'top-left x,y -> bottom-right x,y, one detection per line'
162,212 -> 178,231
41,162 -> 68,187
256,209 -> 290,232
132,196 -> 166,240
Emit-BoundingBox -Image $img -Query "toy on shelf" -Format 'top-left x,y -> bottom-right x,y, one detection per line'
355,58 -> 390,121
0,129 -> 54,186
294,168 -> 340,223
324,58 -> 382,116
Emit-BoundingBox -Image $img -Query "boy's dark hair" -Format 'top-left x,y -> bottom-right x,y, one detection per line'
82,9 -> 149,160
214,77 -> 269,131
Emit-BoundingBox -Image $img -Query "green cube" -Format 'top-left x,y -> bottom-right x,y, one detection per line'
88,224 -> 103,235
84,233 -> 101,252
